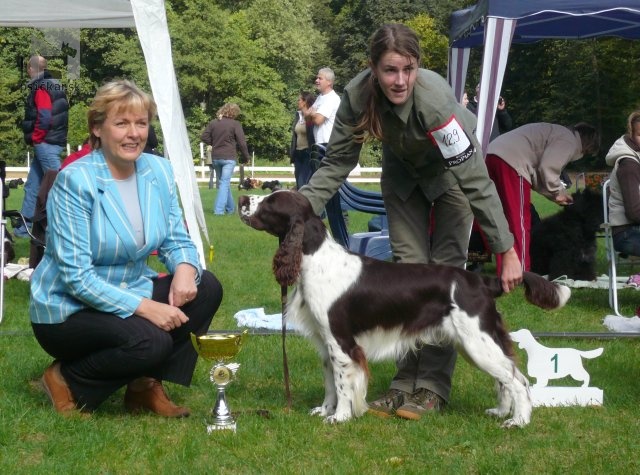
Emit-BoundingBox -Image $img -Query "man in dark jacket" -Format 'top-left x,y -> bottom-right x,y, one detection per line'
466,82 -> 513,270
466,83 -> 513,142
17,55 -> 68,238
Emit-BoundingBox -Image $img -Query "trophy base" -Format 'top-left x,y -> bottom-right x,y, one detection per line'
207,421 -> 237,433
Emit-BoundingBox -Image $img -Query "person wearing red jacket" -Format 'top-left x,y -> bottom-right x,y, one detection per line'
61,141 -> 91,169
18,55 -> 68,238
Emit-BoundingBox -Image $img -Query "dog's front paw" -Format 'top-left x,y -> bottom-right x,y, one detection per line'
501,416 -> 529,428
324,412 -> 352,424
486,407 -> 510,418
310,405 -> 335,417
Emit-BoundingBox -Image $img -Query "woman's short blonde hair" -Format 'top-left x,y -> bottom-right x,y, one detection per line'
87,79 -> 157,149
216,103 -> 241,120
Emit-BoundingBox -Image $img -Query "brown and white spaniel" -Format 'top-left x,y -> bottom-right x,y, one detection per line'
238,190 -> 571,428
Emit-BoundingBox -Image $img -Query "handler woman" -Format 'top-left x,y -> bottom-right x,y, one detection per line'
299,24 -> 521,421
31,80 -> 223,417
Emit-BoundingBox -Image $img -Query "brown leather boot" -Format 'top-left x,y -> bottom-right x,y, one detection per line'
124,377 -> 190,418
41,360 -> 77,414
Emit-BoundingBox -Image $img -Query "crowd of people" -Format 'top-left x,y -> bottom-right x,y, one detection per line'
12,21 -> 640,422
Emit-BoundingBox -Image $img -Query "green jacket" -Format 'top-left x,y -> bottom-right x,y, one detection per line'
299,68 -> 513,254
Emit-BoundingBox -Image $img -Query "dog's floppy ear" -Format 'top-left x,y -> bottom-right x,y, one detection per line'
273,215 -> 304,286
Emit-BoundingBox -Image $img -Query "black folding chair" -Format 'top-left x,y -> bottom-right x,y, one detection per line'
0,161 -> 47,324
310,144 -> 392,260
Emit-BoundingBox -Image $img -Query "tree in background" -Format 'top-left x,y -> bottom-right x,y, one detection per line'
326,0 -> 468,86
169,0 -> 331,158
0,28 -> 41,164
404,13 -> 449,75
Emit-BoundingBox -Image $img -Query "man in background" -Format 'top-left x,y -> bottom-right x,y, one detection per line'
17,55 -> 68,238
466,82 -> 513,271
306,67 -> 340,146
467,82 -> 513,142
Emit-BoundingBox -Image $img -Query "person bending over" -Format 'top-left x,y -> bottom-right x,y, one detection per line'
299,23 -> 521,421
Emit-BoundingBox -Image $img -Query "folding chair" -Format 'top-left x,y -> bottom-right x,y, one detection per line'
0,162 -> 48,324
333,181 -> 391,260
0,161 -> 31,324
0,161 -> 8,324
602,179 -> 639,316
310,144 -> 392,260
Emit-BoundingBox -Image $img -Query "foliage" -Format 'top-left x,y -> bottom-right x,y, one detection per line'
404,13 -> 449,74
0,28 -> 37,164
245,0 -> 328,92
67,102 -> 90,149
358,140 -> 383,167
81,29 -> 149,88
168,0 -> 319,160
326,0 -> 469,85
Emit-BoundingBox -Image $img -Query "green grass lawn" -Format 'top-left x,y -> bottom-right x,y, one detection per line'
1,183 -> 639,474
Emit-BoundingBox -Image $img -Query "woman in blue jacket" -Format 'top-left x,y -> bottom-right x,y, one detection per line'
31,80 -> 223,417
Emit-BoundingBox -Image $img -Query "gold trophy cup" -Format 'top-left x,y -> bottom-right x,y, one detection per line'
191,330 -> 248,433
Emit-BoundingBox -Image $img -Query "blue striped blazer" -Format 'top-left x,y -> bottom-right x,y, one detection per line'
30,150 -> 202,324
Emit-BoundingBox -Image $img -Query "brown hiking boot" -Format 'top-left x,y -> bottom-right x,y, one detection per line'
367,389 -> 409,418
41,360 -> 77,414
396,388 -> 445,421
124,377 -> 190,418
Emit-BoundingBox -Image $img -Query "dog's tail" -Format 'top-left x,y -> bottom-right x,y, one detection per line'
482,272 -> 570,310
522,272 -> 571,310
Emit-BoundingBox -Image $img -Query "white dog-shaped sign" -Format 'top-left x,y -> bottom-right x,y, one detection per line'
510,329 -> 603,388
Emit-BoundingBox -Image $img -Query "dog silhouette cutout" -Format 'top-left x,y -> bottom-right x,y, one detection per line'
510,329 -> 603,388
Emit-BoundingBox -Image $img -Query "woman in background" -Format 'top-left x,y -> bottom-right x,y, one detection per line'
606,111 -> 640,259
201,103 -> 251,215
290,91 -> 316,189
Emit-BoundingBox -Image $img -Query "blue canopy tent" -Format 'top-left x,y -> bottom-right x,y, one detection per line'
448,1 -> 640,155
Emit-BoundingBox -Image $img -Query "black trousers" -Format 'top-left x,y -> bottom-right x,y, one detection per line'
32,270 -> 223,410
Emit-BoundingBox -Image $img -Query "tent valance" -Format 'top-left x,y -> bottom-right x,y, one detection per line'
451,0 -> 640,48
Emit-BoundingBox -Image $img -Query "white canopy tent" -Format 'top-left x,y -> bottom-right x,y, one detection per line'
448,0 -> 640,156
0,0 -> 209,265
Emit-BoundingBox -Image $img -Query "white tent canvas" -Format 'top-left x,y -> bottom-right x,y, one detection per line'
0,0 -> 209,265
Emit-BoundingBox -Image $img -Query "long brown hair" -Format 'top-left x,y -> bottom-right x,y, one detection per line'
572,122 -> 600,156
216,103 -> 241,120
353,24 -> 422,143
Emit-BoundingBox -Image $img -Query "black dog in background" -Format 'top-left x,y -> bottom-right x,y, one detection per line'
7,178 -> 24,189
261,180 -> 282,192
530,188 -> 603,281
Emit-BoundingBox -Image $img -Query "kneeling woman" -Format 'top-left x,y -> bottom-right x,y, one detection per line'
30,80 -> 223,417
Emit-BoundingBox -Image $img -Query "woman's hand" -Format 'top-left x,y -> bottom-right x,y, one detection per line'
555,193 -> 573,206
499,247 -> 523,293
168,263 -> 198,308
135,298 -> 189,332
